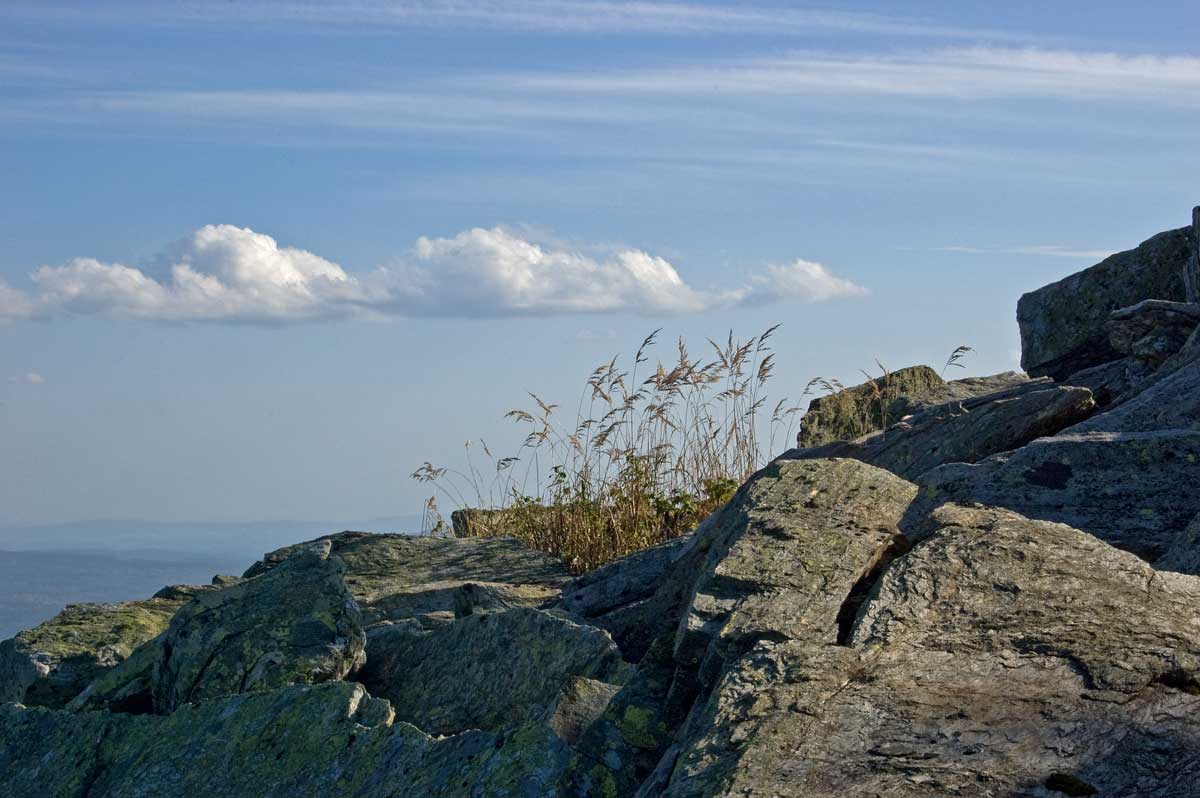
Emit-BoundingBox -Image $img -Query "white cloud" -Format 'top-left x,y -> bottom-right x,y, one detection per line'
937,244 -> 1114,259
30,225 -> 366,322
9,372 -> 45,385
6,224 -> 866,322
0,280 -> 35,322
517,47 -> 1200,103
750,259 -> 869,303
6,2 -> 1009,40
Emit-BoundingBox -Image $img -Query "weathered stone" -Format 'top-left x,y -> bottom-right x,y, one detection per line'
357,607 -> 630,736
245,531 -> 568,626
661,505 -> 1200,797
557,534 -> 695,659
674,458 -> 918,688
796,365 -> 1029,448
909,430 -> 1200,561
1067,359 -> 1200,434
542,676 -> 622,745
1156,513 -> 1200,575
0,682 -> 570,797
1018,226 -> 1194,379
0,588 -> 207,709
73,543 -> 365,713
1107,298 -> 1200,365
1062,356 -> 1154,408
564,635 -> 682,798
785,381 -> 1094,479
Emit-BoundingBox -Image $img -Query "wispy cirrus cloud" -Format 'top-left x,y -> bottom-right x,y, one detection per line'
515,47 -> 1200,102
937,244 -> 1114,260
0,225 -> 866,323
4,1 -> 1016,40
6,47 -> 1196,141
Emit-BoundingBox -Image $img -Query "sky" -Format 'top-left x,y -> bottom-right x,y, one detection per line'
1,0 -> 1198,524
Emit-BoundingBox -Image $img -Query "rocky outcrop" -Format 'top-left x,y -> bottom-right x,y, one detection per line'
1018,226 -> 1194,379
795,365 -> 1029,448
1062,356 -> 1154,408
1107,298 -> 1200,366
557,533 -> 696,659
73,542 -> 365,713
662,504 -> 1200,797
246,531 -> 568,627
0,682 -> 570,797
672,459 -> 917,688
7,214 -> 1200,797
0,586 -> 209,709
358,607 -> 629,735
785,380 -> 1094,479
909,429 -> 1200,562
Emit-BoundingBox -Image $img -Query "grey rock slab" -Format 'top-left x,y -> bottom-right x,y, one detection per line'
542,676 -> 622,746
73,542 -> 365,713
0,681 -> 570,798
909,429 -> 1200,562
673,458 -> 917,689
784,381 -> 1094,479
1066,359 -> 1200,434
1156,513 -> 1200,575
661,505 -> 1200,797
357,606 -> 630,736
796,366 -> 1029,448
245,531 -> 568,626
1107,298 -> 1200,366
0,587 -> 210,709
1018,225 -> 1194,379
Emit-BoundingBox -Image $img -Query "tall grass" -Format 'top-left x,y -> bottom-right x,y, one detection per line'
413,326 -> 803,572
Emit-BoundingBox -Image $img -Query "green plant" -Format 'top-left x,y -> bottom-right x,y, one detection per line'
413,326 -> 802,571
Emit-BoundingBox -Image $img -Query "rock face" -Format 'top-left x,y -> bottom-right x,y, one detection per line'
1018,226 -> 1194,379
0,682 -> 570,798
662,504 -> 1200,797
909,430 -> 1200,561
795,365 -> 1029,448
673,459 -> 917,688
1066,359 -> 1200,434
786,380 -> 1095,479
74,542 -> 365,713
246,531 -> 568,626
358,607 -> 629,735
0,588 -> 207,709
1107,298 -> 1200,366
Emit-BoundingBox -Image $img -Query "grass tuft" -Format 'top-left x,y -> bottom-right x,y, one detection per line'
412,326 -> 801,572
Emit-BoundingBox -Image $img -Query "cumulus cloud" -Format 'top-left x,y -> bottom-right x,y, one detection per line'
5,224 -> 866,322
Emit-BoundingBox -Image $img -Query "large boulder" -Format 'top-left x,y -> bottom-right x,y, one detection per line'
0,682 -> 570,797
73,542 -> 365,713
795,366 -> 1029,448
1017,226 -> 1194,379
0,587 -> 209,709
785,380 -> 1094,479
246,531 -> 569,627
660,504 -> 1200,797
357,607 -> 629,735
908,429 -> 1200,561
672,458 -> 917,689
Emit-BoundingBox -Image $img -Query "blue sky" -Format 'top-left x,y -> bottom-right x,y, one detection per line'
2,1 -> 1198,523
